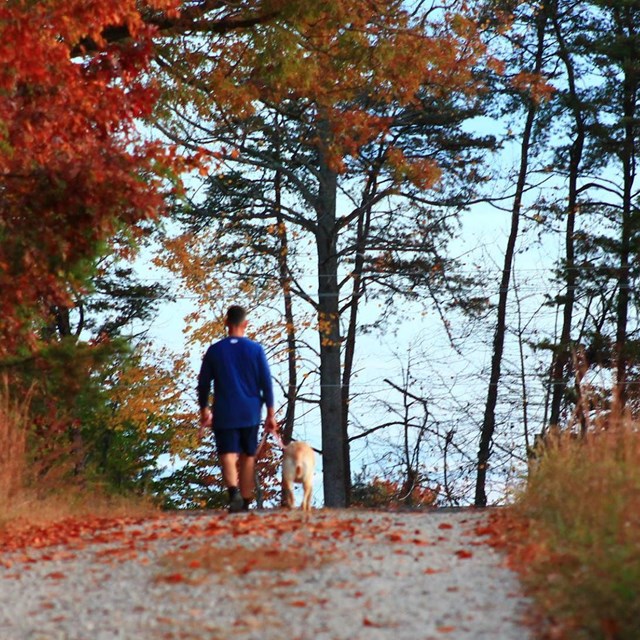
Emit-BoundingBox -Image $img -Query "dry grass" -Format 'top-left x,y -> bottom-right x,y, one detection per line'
0,375 -> 156,528
515,423 -> 640,639
0,487 -> 158,529
0,373 -> 32,507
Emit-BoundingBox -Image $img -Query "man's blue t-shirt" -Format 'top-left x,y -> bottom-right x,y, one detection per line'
197,336 -> 274,430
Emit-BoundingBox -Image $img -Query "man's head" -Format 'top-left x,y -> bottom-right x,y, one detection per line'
226,305 -> 248,333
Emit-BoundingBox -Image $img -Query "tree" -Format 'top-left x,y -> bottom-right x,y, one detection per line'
536,0 -> 640,428
155,0 -> 497,506
0,0 -> 191,353
474,0 -> 553,506
539,0 -> 590,429
586,0 -> 640,412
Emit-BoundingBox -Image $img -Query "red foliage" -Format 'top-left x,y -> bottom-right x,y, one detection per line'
0,1 -> 185,351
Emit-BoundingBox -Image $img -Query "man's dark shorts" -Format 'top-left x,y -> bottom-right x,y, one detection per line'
213,425 -> 259,456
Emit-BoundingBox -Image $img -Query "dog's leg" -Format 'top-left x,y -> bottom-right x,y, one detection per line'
301,479 -> 312,511
254,468 -> 263,510
282,479 -> 295,509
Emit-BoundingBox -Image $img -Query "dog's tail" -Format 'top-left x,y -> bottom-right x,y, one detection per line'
296,463 -> 303,479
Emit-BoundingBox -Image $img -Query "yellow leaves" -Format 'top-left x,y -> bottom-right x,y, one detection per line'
154,231 -> 225,299
386,148 -> 442,191
329,109 -> 391,162
316,311 -> 339,346
105,347 -> 187,436
512,71 -> 555,103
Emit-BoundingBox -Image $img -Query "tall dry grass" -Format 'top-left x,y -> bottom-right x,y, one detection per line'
515,422 -> 640,639
0,374 -> 156,527
0,373 -> 32,508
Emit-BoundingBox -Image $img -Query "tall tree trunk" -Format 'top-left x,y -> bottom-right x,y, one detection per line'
474,6 -> 548,506
613,53 -> 636,413
316,130 -> 346,507
273,117 -> 298,444
340,200 -> 373,506
548,1 -> 586,429
276,219 -> 298,444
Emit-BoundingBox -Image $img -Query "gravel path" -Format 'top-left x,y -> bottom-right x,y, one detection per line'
0,509 -> 531,640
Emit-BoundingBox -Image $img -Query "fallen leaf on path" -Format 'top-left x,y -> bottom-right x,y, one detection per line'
45,571 -> 66,580
412,538 -> 429,546
363,617 -> 385,627
158,572 -> 185,584
273,578 -> 297,587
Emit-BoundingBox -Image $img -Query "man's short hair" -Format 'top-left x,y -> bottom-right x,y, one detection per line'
226,305 -> 247,326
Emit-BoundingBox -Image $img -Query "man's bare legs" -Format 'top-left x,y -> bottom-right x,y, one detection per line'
238,453 -> 255,500
220,453 -> 239,489
220,453 -> 255,503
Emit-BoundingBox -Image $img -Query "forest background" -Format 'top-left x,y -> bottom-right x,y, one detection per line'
2,0 -> 638,512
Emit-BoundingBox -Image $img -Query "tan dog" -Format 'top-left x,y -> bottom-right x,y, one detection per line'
282,441 -> 315,511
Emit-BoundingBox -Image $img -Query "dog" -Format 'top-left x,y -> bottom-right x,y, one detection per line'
282,441 -> 315,511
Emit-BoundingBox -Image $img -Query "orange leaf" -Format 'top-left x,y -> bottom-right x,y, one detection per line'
412,538 -> 430,546
363,617 -> 384,627
437,626 -> 456,633
455,549 -> 473,559
290,600 -> 307,608
438,523 -> 453,530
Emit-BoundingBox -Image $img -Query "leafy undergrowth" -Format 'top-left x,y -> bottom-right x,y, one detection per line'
486,428 -> 640,640
0,372 -> 157,531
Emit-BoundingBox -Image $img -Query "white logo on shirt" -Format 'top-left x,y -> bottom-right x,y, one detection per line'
230,339 -> 238,344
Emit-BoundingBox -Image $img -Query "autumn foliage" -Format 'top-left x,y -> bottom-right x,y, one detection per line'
0,0 -> 183,351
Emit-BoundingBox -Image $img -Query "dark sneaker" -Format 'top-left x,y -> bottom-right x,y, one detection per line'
228,491 -> 244,513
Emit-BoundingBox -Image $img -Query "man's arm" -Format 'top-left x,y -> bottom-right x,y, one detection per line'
197,350 -> 214,436
258,346 -> 277,433
264,406 -> 277,433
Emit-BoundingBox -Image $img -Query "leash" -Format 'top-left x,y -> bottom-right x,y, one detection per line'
254,430 -> 286,510
255,429 -> 286,460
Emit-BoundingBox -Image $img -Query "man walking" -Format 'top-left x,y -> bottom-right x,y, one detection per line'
197,305 -> 277,512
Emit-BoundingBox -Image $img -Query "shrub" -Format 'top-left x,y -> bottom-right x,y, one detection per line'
515,425 -> 640,639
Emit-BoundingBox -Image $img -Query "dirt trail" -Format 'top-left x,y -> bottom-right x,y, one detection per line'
0,509 -> 531,640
